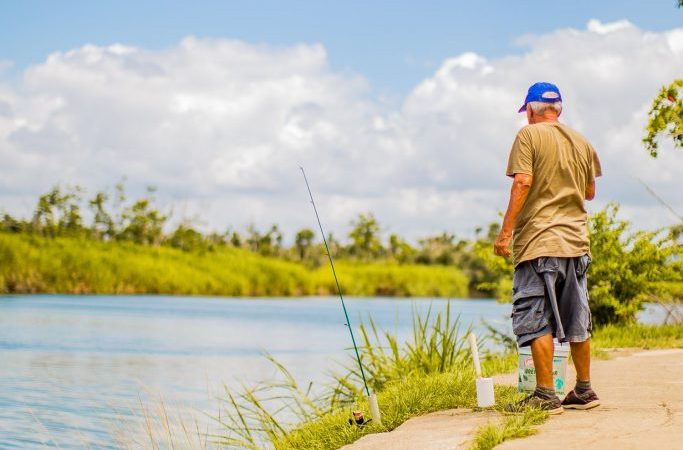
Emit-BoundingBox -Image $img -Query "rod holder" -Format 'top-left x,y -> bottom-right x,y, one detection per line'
368,393 -> 381,426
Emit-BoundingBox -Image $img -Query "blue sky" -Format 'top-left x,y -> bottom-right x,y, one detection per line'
2,0 -> 681,94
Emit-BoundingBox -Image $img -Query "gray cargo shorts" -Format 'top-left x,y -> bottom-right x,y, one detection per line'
511,254 -> 592,347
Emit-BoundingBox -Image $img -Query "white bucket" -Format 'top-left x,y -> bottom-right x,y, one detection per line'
475,377 -> 495,407
517,341 -> 570,395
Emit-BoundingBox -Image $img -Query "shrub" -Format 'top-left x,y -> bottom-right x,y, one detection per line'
588,204 -> 682,325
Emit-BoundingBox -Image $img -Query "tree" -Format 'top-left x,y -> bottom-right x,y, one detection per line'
294,228 -> 315,260
388,233 -> 415,264
167,223 -> 208,252
643,79 -> 683,157
88,191 -> 116,240
347,213 -> 383,260
246,224 -> 283,256
31,185 -> 84,237
118,187 -> 167,245
643,2 -> 682,156
587,204 -> 682,325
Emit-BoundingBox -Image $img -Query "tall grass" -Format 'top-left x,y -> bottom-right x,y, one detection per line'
0,232 -> 468,297
212,303 -> 494,449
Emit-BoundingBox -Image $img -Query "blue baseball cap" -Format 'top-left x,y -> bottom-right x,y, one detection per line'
518,82 -> 562,113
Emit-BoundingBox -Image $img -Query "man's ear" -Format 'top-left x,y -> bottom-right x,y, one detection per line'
526,108 -> 534,124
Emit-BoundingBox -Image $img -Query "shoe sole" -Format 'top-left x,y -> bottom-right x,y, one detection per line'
503,406 -> 564,416
547,406 -> 564,415
563,400 -> 600,410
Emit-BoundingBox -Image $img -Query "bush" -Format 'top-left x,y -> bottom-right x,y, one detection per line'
588,204 -> 682,325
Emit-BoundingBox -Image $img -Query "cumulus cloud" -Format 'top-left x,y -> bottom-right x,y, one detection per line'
0,21 -> 681,240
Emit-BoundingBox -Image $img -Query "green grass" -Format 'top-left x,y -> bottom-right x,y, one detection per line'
0,232 -> 468,297
121,300 -> 679,450
591,323 -> 683,350
468,408 -> 547,450
274,370 -> 479,450
212,304 -> 525,450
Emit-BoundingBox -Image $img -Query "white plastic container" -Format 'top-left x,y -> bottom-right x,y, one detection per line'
475,377 -> 495,407
517,341 -> 570,395
368,393 -> 382,425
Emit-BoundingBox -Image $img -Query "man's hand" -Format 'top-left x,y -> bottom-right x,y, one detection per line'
494,230 -> 512,257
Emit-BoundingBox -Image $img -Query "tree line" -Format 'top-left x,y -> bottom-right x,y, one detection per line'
1,184 -> 681,324
0,184 -> 507,296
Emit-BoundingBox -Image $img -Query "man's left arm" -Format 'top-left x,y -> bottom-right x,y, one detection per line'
494,173 -> 533,257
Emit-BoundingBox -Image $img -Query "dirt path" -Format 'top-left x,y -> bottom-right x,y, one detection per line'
342,348 -> 683,450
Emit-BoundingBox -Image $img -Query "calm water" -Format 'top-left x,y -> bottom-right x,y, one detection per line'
0,295 -> 668,448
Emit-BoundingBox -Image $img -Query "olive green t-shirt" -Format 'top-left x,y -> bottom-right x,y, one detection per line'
506,122 -> 602,265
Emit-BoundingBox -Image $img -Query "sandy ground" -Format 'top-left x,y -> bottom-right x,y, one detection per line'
342,348 -> 683,450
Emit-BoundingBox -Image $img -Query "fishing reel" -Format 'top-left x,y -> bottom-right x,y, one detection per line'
348,409 -> 372,427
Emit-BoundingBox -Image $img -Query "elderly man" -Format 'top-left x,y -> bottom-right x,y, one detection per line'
494,82 -> 602,414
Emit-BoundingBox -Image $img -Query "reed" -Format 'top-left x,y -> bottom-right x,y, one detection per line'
213,303 -> 490,449
0,232 -> 469,297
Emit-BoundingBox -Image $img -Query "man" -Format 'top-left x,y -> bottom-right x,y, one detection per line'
494,82 -> 602,414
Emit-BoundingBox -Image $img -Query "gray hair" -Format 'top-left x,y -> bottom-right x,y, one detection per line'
528,101 -> 562,115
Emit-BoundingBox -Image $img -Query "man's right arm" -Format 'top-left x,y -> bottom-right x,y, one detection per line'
585,180 -> 595,201
585,143 -> 601,201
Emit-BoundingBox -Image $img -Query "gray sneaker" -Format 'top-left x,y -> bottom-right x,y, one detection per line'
503,393 -> 564,415
561,389 -> 600,410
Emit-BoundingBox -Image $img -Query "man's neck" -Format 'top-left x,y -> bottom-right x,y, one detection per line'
530,114 -> 559,124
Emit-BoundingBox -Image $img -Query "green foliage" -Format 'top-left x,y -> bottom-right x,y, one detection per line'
246,224 -> 284,256
472,223 -> 514,301
474,205 -> 682,325
0,232 -> 468,296
469,407 -> 547,450
588,204 -> 682,325
31,185 -> 86,237
294,228 -> 316,261
2,185 -> 511,296
337,303 -> 472,396
328,261 -> 469,297
167,223 -> 211,252
217,304 -> 505,450
643,79 -> 683,157
347,213 -> 383,260
591,323 -> 683,349
275,371 -> 485,450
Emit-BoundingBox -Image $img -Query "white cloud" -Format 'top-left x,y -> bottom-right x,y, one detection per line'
0,21 -> 681,241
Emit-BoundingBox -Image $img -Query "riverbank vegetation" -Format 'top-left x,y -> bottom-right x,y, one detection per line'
0,232 -> 468,297
1,185 -> 681,328
210,305 -> 682,450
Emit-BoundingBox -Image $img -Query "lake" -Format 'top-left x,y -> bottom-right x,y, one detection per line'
0,295 -> 667,449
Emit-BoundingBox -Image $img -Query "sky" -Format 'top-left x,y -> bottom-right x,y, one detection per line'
0,1 -> 682,241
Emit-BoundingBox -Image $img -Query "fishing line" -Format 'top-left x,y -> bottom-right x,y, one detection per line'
299,166 -> 371,397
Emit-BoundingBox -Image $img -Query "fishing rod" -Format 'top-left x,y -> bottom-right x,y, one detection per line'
299,166 -> 371,398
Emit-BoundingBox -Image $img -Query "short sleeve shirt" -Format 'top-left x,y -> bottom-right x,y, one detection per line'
506,122 -> 602,265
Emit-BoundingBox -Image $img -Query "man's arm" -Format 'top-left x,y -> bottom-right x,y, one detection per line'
494,173 -> 533,257
585,180 -> 596,201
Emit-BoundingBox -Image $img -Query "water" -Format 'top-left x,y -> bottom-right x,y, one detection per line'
0,295 -> 511,449
0,295 -> 671,449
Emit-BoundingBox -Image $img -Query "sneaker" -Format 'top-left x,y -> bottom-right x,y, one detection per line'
561,389 -> 600,410
503,393 -> 564,415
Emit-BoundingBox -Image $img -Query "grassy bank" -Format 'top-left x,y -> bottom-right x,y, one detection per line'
241,321 -> 682,450
0,232 -> 469,297
123,304 -> 681,449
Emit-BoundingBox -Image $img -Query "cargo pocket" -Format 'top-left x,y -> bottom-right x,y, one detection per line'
511,296 -> 548,336
512,261 -> 545,302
